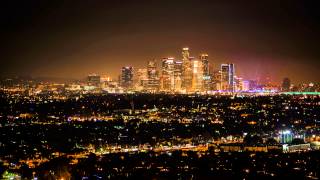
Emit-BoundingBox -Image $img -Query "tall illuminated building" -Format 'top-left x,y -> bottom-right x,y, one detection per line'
200,54 -> 209,75
282,77 -> 291,92
147,60 -> 159,91
182,47 -> 190,63
121,66 -> 133,89
161,57 -> 175,91
200,54 -> 211,91
191,59 -> 204,91
134,68 -> 148,90
174,60 -> 183,91
221,63 -> 235,92
234,76 -> 243,92
87,74 -> 101,87
182,47 -> 192,92
211,70 -> 221,91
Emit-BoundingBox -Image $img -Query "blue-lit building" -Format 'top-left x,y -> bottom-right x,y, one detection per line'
279,130 -> 293,144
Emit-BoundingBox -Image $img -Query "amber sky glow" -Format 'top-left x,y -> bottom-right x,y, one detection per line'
1,0 -> 320,83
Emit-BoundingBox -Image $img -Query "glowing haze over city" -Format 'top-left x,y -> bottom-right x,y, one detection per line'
2,0 -> 320,84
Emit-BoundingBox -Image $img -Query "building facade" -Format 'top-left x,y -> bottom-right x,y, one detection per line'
191,59 -> 204,92
182,48 -> 193,92
121,66 -> 134,89
161,58 -> 175,91
147,60 -> 160,91
87,74 -> 101,87
200,54 -> 211,91
221,63 -> 235,92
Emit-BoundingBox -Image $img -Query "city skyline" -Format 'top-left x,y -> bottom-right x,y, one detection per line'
0,46 -> 318,86
1,0 -> 320,83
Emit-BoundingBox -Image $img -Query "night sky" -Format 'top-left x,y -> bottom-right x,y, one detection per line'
2,0 -> 320,83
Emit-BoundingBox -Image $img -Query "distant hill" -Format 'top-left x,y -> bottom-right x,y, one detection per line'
0,76 -> 80,84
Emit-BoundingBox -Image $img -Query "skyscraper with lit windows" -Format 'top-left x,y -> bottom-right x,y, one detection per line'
121,66 -> 133,89
87,74 -> 101,87
282,77 -> 291,92
200,54 -> 209,75
174,60 -> 183,91
182,47 -> 192,92
191,59 -> 204,91
211,70 -> 221,91
161,57 -> 175,91
221,63 -> 235,92
147,60 -> 159,91
134,68 -> 148,90
200,54 -> 211,91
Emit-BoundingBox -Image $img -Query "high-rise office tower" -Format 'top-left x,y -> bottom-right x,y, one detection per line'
191,59 -> 204,91
87,74 -> 101,87
182,47 -> 190,62
200,54 -> 211,91
134,68 -> 148,90
174,60 -> 183,91
221,63 -> 235,92
147,60 -> 159,91
161,57 -> 175,91
121,66 -> 133,89
234,76 -> 243,92
200,54 -> 209,75
182,47 -> 192,92
211,70 -> 221,91
282,77 -> 291,92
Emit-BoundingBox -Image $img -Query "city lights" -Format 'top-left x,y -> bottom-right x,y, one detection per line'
1,0 -> 320,179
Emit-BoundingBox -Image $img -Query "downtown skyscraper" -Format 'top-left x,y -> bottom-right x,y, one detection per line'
200,54 -> 211,91
181,48 -> 193,92
220,63 -> 235,92
121,66 -> 134,89
191,58 -> 204,92
147,60 -> 160,91
161,57 -> 175,91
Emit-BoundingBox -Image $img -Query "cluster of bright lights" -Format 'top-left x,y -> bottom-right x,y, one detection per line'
279,130 -> 291,135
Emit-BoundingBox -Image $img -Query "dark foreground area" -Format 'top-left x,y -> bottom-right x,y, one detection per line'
2,150 -> 320,179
